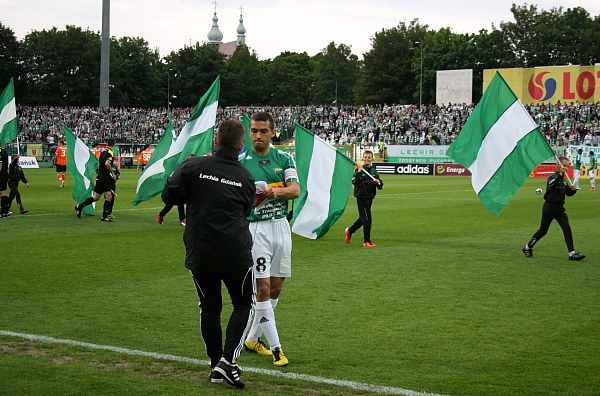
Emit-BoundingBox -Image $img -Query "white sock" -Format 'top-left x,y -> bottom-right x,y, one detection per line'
245,307 -> 263,343
569,251 -> 576,257
591,179 -> 595,188
254,300 -> 281,350
270,298 -> 279,310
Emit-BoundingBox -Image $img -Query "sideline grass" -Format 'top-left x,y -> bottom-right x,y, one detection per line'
1,168 -> 599,396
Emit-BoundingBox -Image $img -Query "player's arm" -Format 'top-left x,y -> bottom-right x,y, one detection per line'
105,160 -> 117,180
267,181 -> 300,200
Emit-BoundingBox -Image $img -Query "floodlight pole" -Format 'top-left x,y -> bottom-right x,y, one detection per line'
99,0 -> 110,108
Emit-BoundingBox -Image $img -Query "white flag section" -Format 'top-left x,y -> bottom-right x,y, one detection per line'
132,75 -> 220,205
65,126 -> 99,216
292,125 -> 355,239
0,78 -> 18,146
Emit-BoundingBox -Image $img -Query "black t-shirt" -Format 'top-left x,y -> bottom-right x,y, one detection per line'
98,148 -> 114,175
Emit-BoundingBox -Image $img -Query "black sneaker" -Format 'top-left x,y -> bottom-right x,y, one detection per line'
209,370 -> 223,383
212,360 -> 245,389
569,252 -> 585,261
522,247 -> 534,258
100,217 -> 113,222
75,205 -> 82,219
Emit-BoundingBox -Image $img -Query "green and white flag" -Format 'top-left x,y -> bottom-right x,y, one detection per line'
447,72 -> 555,215
65,126 -> 99,216
292,124 -> 355,239
131,119 -> 176,205
0,78 -> 18,146
132,75 -> 220,206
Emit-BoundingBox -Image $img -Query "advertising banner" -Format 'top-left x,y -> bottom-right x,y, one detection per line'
484,65 -> 600,105
374,163 -> 434,175
18,156 -> 39,168
434,163 -> 471,176
27,144 -> 44,160
386,145 -> 453,164
436,69 -> 473,105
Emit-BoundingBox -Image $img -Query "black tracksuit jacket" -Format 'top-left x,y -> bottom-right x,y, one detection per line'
162,146 -> 255,273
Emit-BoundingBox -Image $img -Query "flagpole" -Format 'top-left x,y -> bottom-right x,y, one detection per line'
16,136 -> 20,155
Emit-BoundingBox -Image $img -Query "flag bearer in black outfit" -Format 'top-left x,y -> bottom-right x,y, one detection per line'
345,150 -> 384,247
523,156 -> 585,260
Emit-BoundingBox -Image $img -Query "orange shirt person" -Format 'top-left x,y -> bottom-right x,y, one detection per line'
90,143 -> 102,159
138,144 -> 153,171
54,140 -> 68,187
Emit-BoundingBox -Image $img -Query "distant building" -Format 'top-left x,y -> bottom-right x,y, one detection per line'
207,4 -> 246,58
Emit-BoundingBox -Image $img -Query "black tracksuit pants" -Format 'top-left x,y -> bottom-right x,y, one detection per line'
350,197 -> 373,243
190,267 -> 253,368
529,202 -> 574,252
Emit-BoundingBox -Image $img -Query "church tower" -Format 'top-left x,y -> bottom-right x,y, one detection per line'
207,1 -> 223,44
236,6 -> 246,45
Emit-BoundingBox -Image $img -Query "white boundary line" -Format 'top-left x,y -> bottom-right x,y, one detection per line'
0,330 -> 449,396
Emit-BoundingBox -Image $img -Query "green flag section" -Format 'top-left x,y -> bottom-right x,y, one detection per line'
242,113 -> 252,152
292,124 -> 355,239
447,72 -> 555,215
0,78 -> 18,146
65,126 -> 99,216
131,120 -> 176,206
131,75 -> 220,206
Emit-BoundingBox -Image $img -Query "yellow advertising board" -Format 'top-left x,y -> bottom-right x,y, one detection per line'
484,65 -> 600,104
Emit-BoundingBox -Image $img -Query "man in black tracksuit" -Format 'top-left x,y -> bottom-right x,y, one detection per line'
162,120 -> 255,389
345,150 -> 384,247
523,156 -> 585,260
8,154 -> 30,214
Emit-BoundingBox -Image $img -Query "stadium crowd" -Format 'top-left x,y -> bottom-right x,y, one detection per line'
16,102 -> 600,148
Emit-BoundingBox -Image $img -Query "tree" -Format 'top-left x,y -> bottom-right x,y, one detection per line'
110,36 -> 165,108
311,42 -> 360,105
164,43 -> 226,108
262,51 -> 313,105
0,23 -> 21,94
356,19 -> 428,104
222,45 -> 263,106
20,26 -> 101,106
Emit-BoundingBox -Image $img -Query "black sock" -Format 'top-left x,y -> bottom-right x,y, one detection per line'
103,200 -> 111,218
109,194 -> 115,214
527,238 -> 538,249
79,197 -> 95,208
0,196 -> 8,215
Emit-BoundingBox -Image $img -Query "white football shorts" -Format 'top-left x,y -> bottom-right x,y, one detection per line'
249,217 -> 292,279
589,169 -> 596,179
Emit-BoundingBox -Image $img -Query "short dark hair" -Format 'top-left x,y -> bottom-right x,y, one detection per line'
217,120 -> 245,149
363,150 -> 374,157
251,112 -> 274,130
107,138 -> 116,147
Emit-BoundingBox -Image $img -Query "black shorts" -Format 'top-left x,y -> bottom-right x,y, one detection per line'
56,164 -> 67,173
94,173 -> 115,194
0,173 -> 8,191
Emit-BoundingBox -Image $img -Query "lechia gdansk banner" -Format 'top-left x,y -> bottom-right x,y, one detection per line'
484,65 -> 600,105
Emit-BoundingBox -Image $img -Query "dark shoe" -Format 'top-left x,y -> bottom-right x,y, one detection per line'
209,370 -> 224,383
100,217 -> 113,222
75,205 -> 82,219
522,247 -> 534,258
569,252 -> 585,261
212,360 -> 245,389
20,209 -> 28,214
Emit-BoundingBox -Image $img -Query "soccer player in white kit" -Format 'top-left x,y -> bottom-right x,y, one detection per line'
239,112 -> 300,366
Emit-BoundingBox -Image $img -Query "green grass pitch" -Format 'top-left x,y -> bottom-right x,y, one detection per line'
1,168 -> 598,396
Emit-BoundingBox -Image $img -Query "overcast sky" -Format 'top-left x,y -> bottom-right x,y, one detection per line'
3,1 -> 600,60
